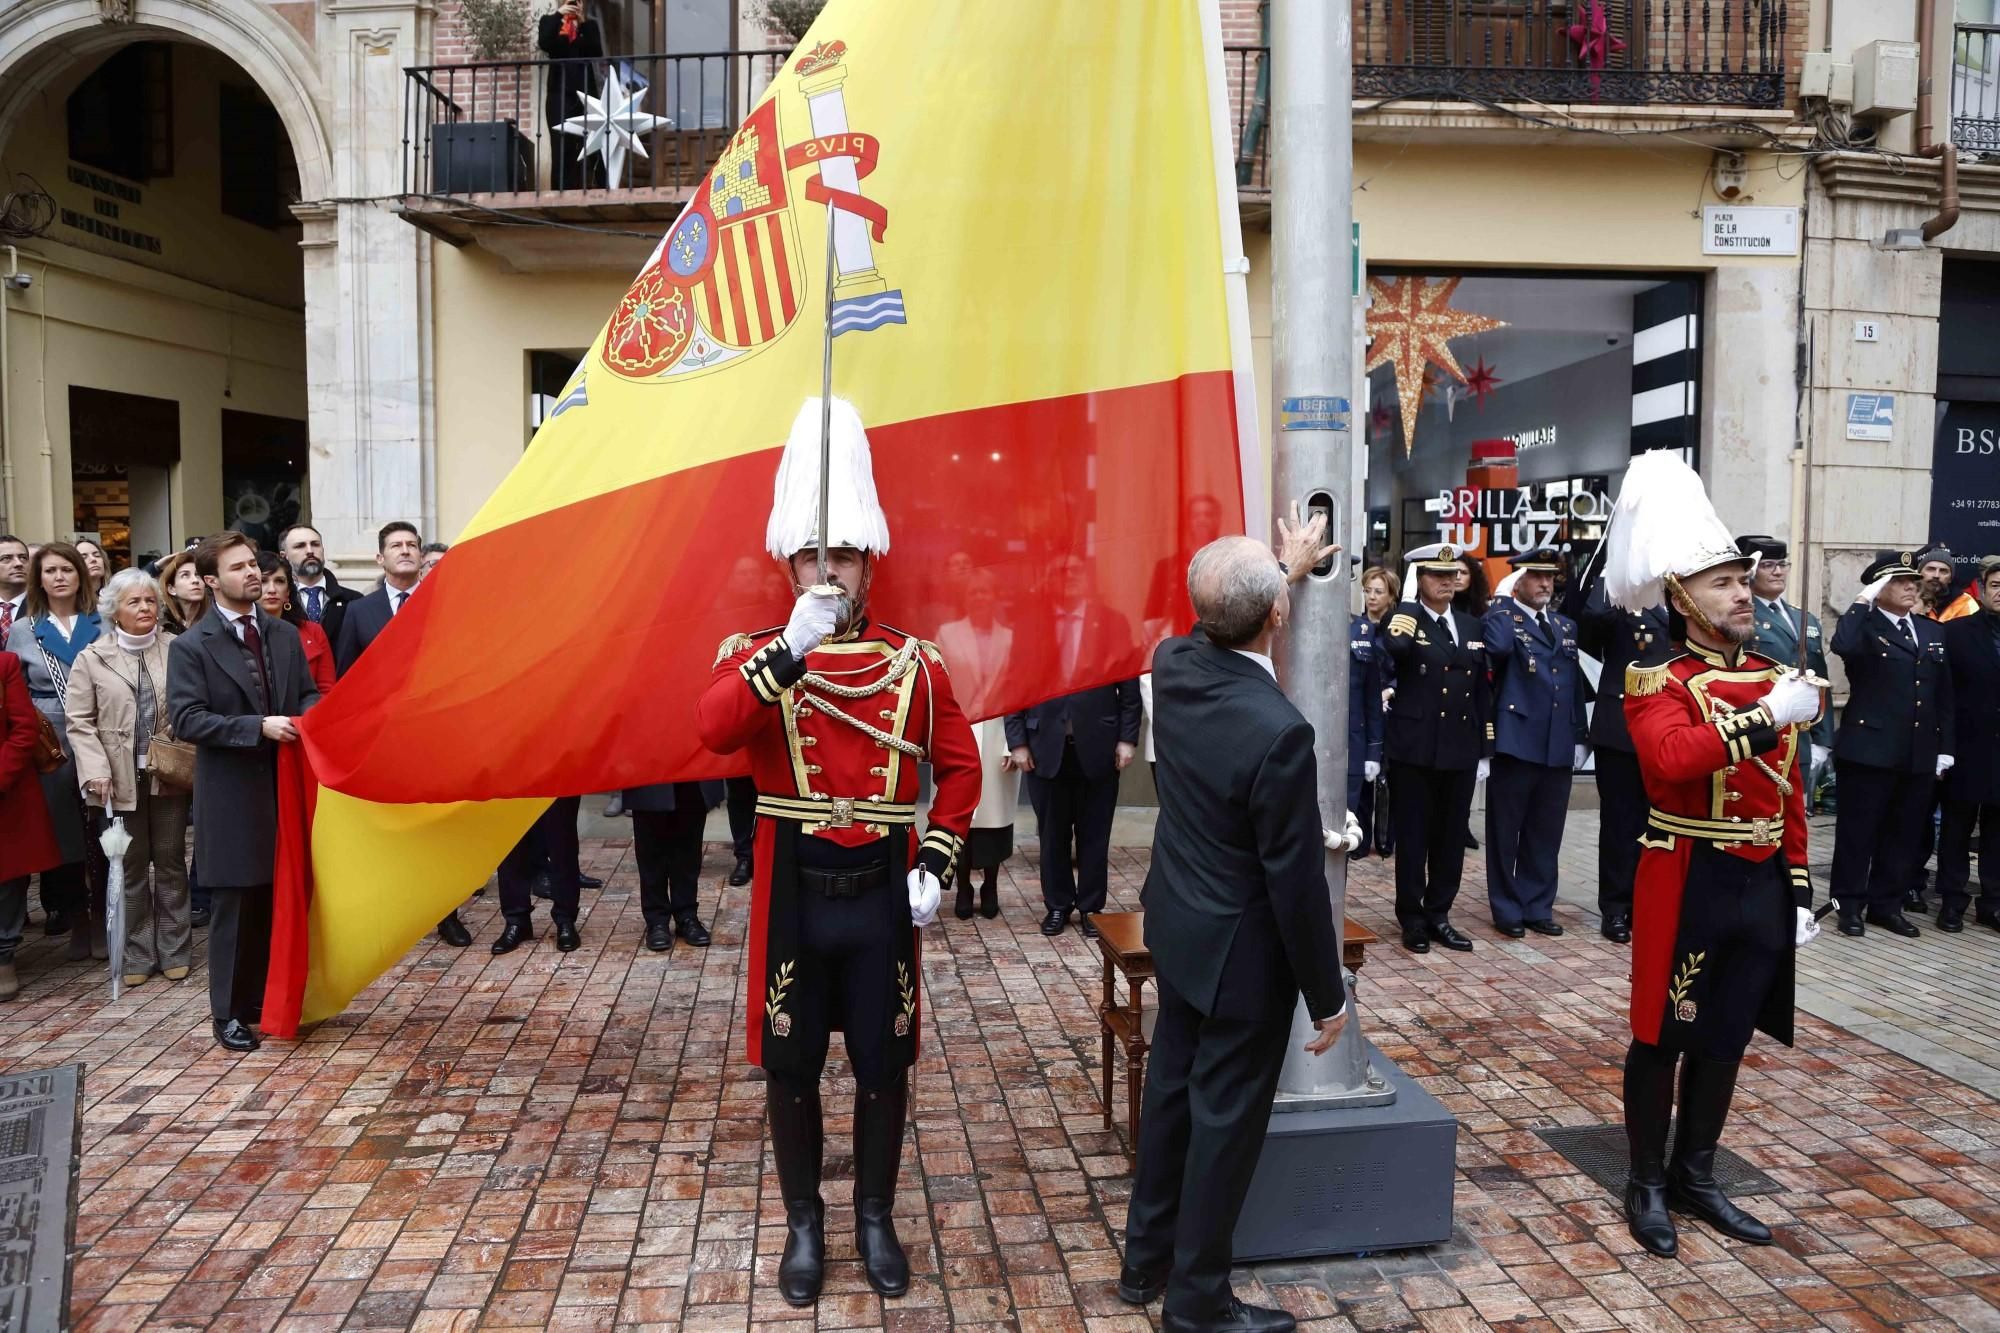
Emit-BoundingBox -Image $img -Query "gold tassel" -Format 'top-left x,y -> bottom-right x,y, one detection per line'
1626,661 -> 1670,697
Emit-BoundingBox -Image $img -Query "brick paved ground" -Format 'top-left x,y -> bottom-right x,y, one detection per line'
13,812 -> 2000,1331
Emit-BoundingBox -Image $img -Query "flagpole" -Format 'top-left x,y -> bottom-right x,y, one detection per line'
816,200 -> 839,581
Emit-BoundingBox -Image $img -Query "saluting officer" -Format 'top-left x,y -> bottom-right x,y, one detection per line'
1828,551 -> 1955,939
1578,571 -> 1672,942
1482,547 -> 1586,938
1382,542 -> 1493,954
698,398 -> 982,1309
1738,536 -> 1832,796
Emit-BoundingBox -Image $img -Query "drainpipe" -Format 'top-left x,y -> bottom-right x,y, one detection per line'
1916,0 -> 1961,241
0,245 -> 13,535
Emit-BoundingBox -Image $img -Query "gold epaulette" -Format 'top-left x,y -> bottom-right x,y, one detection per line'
1625,661 -> 1671,697
713,632 -> 755,668
920,639 -> 947,669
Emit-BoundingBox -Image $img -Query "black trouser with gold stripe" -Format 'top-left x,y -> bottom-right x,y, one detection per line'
1830,759 -> 1932,921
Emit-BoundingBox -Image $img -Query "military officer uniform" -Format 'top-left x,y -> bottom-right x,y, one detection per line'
1482,548 -> 1586,936
1578,577 -> 1672,941
1829,551 -> 1954,938
1381,543 -> 1493,952
1937,556 -> 2000,932
1347,610 -> 1386,834
1737,536 -> 1833,793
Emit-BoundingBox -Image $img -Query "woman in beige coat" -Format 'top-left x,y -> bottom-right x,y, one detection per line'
64,569 -> 192,984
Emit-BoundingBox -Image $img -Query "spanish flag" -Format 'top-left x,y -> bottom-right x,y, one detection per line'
265,0 -> 1260,1034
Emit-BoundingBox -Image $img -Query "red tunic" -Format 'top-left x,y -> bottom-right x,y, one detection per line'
1624,643 -> 1814,1046
697,620 -> 981,1069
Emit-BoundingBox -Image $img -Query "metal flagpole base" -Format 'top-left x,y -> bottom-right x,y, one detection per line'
1273,967 -> 1395,1111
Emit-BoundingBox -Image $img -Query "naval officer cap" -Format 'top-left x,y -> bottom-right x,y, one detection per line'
1507,546 -> 1564,572
1403,542 -> 1464,573
1861,550 -> 1922,584
1736,534 -> 1787,563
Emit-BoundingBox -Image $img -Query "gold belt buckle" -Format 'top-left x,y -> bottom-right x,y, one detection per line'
828,797 -> 854,829
1749,817 -> 1777,846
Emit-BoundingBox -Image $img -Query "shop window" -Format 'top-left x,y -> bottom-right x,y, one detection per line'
222,410 -> 307,553
220,84 -> 300,229
67,43 -> 174,183
70,386 -> 181,566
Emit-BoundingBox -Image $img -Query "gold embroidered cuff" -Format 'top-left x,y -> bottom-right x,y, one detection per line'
740,637 -> 807,704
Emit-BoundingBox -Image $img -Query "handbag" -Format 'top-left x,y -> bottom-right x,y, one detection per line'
149,728 -> 196,792
32,712 -> 64,774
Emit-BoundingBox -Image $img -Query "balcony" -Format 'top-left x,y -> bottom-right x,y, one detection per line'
399,50 -> 786,262
1957,22 -> 2000,155
1229,0 -> 1793,191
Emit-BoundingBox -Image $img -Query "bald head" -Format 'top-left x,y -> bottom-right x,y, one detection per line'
1188,536 -> 1285,647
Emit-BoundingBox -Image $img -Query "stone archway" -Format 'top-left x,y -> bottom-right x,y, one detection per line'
0,0 -> 334,204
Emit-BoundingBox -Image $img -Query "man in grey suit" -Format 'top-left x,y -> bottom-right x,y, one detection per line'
1739,536 -> 1832,794
168,531 -> 320,1052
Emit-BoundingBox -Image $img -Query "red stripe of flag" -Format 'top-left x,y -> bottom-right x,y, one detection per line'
700,268 -> 724,340
719,229 -> 751,346
742,219 -> 777,343
767,214 -> 797,324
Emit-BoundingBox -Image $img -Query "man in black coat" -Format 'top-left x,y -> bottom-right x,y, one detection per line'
1381,543 -> 1493,954
1121,529 -> 1346,1333
1004,562 -> 1141,939
1829,551 -> 1955,938
167,531 -> 320,1052
333,521 -> 475,948
279,524 -> 361,649
1938,556 -> 2000,933
1577,577 -> 1672,942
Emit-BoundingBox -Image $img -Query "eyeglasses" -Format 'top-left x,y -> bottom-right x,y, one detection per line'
1759,560 -> 1791,570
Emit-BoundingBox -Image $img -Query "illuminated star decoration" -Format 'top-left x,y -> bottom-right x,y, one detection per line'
560,77 -> 671,187
1365,275 -> 1508,455
1464,356 -> 1504,409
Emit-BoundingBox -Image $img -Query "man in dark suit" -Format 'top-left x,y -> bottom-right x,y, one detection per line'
624,780 -> 721,951
333,520 -> 475,948
1004,557 -> 1141,940
1121,530 -> 1346,1333
279,524 -> 362,649
1482,548 -> 1586,938
1381,543 -> 1492,954
1830,551 -> 1955,938
167,531 -> 321,1052
1938,556 -> 2000,934
1577,576 -> 1671,942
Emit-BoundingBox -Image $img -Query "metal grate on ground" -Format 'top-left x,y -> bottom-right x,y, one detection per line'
1534,1123 -> 1779,1199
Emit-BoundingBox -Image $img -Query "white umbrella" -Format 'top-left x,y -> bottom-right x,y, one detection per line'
99,816 -> 131,1000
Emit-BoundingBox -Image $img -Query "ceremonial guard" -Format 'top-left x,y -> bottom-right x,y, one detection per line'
1602,452 -> 1824,1260
1381,542 -> 1492,954
1482,547 -> 1586,937
1576,570 -> 1672,942
1738,535 -> 1832,797
1828,552 -> 1954,938
698,399 -> 982,1308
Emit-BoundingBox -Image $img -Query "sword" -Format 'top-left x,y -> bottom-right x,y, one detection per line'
816,201 -> 836,588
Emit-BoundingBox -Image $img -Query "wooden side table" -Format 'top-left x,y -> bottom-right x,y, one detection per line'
1091,911 -> 1153,1143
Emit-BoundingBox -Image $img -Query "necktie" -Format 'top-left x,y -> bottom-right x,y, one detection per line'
305,586 -> 323,622
1900,617 -> 1917,647
1434,612 -> 1454,647
239,615 -> 270,705
393,590 -> 407,615
1536,611 -> 1551,641
0,599 -> 11,641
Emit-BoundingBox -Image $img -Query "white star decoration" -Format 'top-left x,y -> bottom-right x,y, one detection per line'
559,78 -> 671,187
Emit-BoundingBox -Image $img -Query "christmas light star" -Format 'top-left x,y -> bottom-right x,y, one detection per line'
561,77 -> 671,188
1365,276 -> 1508,454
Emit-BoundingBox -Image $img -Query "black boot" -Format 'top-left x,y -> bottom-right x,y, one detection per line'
1623,1040 -> 1679,1258
954,882 -> 975,920
978,867 -> 1000,920
1668,1056 -> 1773,1245
767,1076 -> 825,1307
854,1075 -> 912,1297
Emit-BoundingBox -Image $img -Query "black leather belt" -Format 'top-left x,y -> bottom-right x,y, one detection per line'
797,861 -> 892,899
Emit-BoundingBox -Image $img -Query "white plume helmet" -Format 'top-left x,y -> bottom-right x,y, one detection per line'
1603,450 -> 1747,612
764,396 -> 892,561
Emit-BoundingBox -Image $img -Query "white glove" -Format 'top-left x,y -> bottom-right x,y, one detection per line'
1760,670 -> 1820,726
1795,906 -> 1819,947
1363,760 -> 1381,781
907,868 -> 941,927
1476,757 -> 1491,783
1938,754 -> 1956,779
1574,744 -> 1589,769
1811,744 -> 1830,773
1854,573 -> 1893,606
1323,811 -> 1365,853
784,587 -> 841,660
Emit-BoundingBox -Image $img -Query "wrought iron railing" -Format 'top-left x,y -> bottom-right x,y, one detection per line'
402,50 -> 788,199
1955,22 -> 2000,154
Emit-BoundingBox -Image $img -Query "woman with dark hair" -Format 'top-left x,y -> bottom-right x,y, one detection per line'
75,538 -> 113,584
257,552 -> 336,695
156,549 -> 206,635
4,542 -> 104,956
1453,553 -> 1491,619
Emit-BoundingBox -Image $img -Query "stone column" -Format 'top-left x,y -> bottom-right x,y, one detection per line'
1700,263 -> 1803,543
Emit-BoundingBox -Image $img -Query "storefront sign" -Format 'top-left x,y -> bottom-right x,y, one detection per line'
1701,205 -> 1800,256
1930,401 -> 2000,563
1846,392 -> 1895,441
61,161 -> 162,256
1506,425 -> 1558,452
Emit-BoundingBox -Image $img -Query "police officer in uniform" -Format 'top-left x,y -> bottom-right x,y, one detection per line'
1601,451 -> 1825,1259
1578,570 -> 1672,942
1483,547 -> 1586,937
1829,552 -> 1955,939
1382,542 -> 1492,954
1738,536 -> 1832,801
698,398 -> 982,1308
1348,564 -> 1386,854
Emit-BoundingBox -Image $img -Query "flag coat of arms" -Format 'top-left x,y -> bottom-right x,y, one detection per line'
267,0 -> 1262,1033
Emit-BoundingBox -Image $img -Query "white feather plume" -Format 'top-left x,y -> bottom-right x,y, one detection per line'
1603,450 -> 1740,612
764,397 -> 892,560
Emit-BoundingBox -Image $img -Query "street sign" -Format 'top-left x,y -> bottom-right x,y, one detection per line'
1701,205 -> 1801,256
1846,392 -> 1895,441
